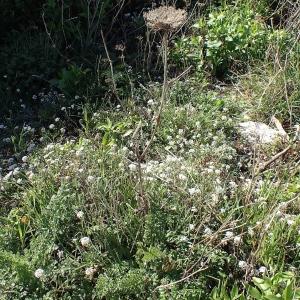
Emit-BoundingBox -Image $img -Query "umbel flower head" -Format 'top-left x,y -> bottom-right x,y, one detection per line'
143,6 -> 187,32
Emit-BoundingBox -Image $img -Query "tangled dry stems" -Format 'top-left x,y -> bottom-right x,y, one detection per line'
143,6 -> 187,32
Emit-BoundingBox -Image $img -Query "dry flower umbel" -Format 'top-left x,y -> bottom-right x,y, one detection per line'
143,6 -> 187,32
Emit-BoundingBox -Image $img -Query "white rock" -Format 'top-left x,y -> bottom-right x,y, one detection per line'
238,121 -> 284,145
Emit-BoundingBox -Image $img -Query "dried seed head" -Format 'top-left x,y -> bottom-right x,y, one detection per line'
143,6 -> 187,32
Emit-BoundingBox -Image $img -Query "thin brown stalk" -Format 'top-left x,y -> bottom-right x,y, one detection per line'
100,30 -> 120,102
141,32 -> 169,160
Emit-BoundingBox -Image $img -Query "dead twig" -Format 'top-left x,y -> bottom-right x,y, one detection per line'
101,30 -> 121,103
255,144 -> 291,176
168,65 -> 193,85
154,264 -> 209,292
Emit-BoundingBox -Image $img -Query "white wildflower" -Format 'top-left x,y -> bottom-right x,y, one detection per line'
80,237 -> 91,247
34,268 -> 45,279
204,227 -> 212,236
189,224 -> 195,231
229,181 -> 237,188
128,163 -> 137,172
87,175 -> 95,183
13,167 -> 20,176
258,266 -> 267,274
57,250 -> 64,260
49,124 -> 55,129
188,188 -> 200,195
238,261 -> 247,270
85,267 -> 97,279
248,227 -> 254,236
215,169 -> 221,175
3,171 -> 13,181
180,235 -> 188,242
233,236 -> 242,245
76,211 -> 84,219
178,174 -> 187,181
225,231 -> 234,239
191,206 -> 198,212
147,99 -> 155,106
27,143 -> 36,152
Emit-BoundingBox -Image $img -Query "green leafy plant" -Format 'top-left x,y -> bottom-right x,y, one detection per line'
95,264 -> 148,299
52,65 -> 91,97
172,35 -> 204,72
97,118 -> 134,146
248,272 -> 300,300
210,282 -> 246,300
196,3 -> 268,75
174,2 -> 287,77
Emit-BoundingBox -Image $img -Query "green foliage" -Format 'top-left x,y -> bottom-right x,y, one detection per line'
0,31 -> 60,109
211,282 -> 246,300
42,0 -> 116,49
241,40 -> 300,123
174,2 -> 287,77
0,251 -> 40,299
1,0 -> 300,298
52,65 -> 91,97
95,264 -> 148,299
172,35 -> 204,72
0,0 -> 127,113
97,117 -> 135,146
210,273 -> 300,300
0,0 -> 43,37
248,272 -> 300,300
200,4 -> 266,73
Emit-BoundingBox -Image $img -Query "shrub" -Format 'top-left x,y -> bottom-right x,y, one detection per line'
238,35 -> 299,124
173,2 -> 287,77
95,264 -> 148,299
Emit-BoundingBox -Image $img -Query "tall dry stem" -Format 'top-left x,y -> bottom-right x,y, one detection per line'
133,6 -> 187,214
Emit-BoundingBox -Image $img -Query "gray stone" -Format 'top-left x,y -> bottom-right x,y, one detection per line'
238,121 -> 285,145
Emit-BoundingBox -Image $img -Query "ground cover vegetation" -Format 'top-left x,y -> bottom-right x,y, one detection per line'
1,0 -> 300,299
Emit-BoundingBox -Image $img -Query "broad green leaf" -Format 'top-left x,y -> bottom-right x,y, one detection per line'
283,283 -> 293,300
265,295 -> 281,300
230,285 -> 239,299
248,286 -> 262,299
253,277 -> 271,291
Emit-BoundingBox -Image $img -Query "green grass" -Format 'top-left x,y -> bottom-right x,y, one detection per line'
1,0 -> 300,299
1,83 -> 300,298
